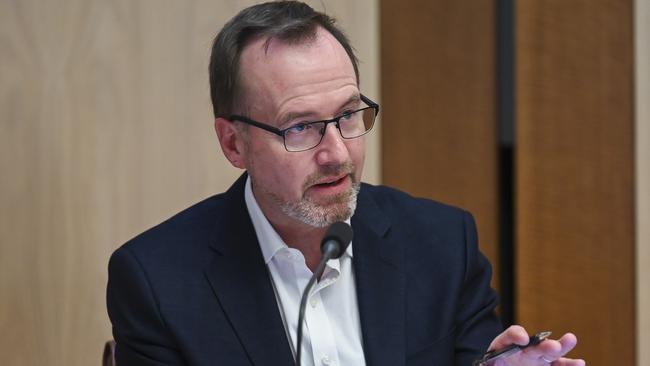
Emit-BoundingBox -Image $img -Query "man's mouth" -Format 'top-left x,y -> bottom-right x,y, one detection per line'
304,172 -> 356,204
313,175 -> 347,188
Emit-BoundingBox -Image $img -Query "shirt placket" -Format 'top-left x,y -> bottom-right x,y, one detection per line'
294,258 -> 341,366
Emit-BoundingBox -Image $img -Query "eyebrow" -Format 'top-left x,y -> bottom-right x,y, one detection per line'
278,94 -> 362,128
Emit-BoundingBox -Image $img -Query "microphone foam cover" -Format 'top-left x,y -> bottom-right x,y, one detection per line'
321,221 -> 353,253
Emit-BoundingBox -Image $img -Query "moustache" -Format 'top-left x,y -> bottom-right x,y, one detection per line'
302,161 -> 356,189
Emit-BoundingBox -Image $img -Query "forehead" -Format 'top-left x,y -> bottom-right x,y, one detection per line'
237,27 -> 358,118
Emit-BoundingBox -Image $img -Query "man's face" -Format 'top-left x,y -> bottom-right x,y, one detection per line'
236,28 -> 365,228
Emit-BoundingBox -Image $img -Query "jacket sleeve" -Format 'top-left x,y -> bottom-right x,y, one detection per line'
107,246 -> 187,366
454,211 -> 503,366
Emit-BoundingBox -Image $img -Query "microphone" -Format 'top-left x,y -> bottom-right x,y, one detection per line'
295,222 -> 353,366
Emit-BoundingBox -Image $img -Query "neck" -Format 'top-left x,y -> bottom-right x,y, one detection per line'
249,181 -> 336,272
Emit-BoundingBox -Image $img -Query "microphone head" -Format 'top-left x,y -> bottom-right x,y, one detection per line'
320,221 -> 353,259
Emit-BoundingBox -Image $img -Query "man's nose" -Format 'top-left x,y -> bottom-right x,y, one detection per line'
315,122 -> 349,165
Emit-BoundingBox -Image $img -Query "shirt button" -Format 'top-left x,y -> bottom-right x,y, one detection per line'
310,298 -> 318,308
321,355 -> 331,365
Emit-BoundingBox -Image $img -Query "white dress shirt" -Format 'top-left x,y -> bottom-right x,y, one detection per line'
244,177 -> 366,366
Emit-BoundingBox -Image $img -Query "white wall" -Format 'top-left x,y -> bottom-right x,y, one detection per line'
636,0 -> 649,364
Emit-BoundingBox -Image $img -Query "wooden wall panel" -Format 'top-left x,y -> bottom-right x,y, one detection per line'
381,1 -> 499,282
515,1 -> 635,365
0,1 -> 379,365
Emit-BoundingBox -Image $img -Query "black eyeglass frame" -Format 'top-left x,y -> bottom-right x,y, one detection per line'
226,94 -> 380,152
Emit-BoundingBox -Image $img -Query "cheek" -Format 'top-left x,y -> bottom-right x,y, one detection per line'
246,138 -> 312,196
348,139 -> 366,176
278,157 -> 313,190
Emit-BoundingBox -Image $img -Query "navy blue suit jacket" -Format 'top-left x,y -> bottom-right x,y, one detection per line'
107,174 -> 502,365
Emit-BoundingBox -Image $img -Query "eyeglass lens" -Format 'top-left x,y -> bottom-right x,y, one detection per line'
284,107 -> 376,151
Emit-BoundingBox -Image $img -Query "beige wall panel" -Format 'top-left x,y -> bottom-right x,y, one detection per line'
515,1 -> 634,365
0,1 -> 378,365
380,0 -> 499,281
636,0 -> 650,364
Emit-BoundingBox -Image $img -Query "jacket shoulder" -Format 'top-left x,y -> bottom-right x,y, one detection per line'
110,191 -> 241,283
359,183 -> 470,222
124,193 -> 226,251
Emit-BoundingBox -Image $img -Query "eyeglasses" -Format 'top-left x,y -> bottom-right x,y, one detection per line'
227,94 -> 379,152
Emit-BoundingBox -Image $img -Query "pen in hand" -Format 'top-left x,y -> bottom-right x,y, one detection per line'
472,331 -> 552,366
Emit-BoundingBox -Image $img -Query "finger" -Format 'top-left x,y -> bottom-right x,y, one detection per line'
521,338 -> 563,359
488,325 -> 530,350
521,332 -> 579,361
557,333 -> 578,355
551,357 -> 585,366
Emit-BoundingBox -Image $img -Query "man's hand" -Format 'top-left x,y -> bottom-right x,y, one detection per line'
489,325 -> 585,365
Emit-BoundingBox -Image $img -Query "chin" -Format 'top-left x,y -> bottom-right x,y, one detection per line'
283,192 -> 358,228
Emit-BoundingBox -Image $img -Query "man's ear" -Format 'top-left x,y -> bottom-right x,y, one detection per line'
214,117 -> 247,169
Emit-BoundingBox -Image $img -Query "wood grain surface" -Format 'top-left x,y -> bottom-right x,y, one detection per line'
515,1 -> 635,365
380,0 -> 500,284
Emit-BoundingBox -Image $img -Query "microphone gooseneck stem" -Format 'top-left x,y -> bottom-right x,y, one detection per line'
295,245 -> 338,366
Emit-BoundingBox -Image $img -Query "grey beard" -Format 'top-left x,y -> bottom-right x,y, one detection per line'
278,182 -> 360,228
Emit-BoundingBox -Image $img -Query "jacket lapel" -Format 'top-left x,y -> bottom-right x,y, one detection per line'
204,175 -> 294,366
202,177 -> 407,366
352,187 -> 406,366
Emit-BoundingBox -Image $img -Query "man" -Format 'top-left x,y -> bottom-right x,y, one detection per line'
107,2 -> 584,365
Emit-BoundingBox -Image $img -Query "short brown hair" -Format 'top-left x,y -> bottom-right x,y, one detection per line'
208,1 -> 360,118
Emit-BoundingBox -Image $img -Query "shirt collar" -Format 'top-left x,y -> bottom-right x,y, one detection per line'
244,175 -> 353,264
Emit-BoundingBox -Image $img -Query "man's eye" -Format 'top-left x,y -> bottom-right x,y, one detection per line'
340,110 -> 356,120
287,123 -> 311,134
